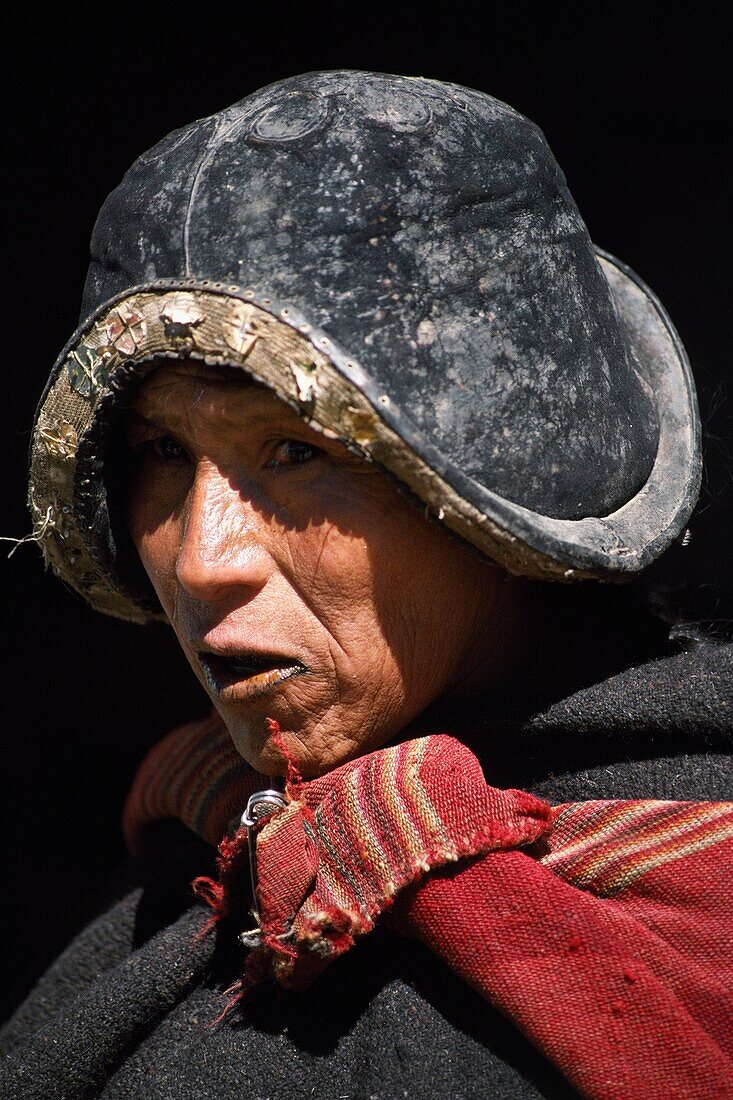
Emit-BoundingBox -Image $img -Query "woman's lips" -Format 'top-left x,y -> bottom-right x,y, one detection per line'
196,651 -> 309,702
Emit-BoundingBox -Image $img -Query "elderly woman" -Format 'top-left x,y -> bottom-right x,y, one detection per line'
2,72 -> 732,1099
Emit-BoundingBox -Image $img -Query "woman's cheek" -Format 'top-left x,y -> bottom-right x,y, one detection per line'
138,522 -> 182,609
289,524 -> 375,608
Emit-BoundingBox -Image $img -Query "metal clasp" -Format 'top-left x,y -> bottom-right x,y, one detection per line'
239,788 -> 286,946
241,789 -> 287,829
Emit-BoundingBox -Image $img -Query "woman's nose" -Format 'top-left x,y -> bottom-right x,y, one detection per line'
174,464 -> 273,601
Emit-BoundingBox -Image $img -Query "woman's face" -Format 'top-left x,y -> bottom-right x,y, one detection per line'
124,361 -> 521,776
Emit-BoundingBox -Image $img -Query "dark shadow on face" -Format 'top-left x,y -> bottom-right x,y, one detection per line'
101,360 -> 523,767
113,360 -> 402,535
104,358 -> 670,764
105,360 -> 386,601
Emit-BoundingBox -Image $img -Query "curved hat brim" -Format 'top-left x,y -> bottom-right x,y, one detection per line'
28,251 -> 700,624
426,248 -> 701,582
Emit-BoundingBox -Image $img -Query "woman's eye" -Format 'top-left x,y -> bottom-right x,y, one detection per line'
150,435 -> 188,462
266,440 -> 319,468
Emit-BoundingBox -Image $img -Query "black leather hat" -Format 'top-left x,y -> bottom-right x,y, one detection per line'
29,71 -> 700,623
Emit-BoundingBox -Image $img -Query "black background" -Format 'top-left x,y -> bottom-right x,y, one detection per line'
2,8 -> 731,1018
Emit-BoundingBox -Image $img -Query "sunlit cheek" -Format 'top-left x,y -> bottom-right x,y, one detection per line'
286,522 -> 374,602
289,524 -> 406,703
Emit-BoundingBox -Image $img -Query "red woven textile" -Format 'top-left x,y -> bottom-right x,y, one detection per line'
124,714 -> 733,1099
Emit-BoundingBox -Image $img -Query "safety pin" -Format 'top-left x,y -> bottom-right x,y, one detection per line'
239,788 -> 286,943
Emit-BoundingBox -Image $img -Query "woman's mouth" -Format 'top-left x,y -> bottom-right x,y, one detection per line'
196,651 -> 309,702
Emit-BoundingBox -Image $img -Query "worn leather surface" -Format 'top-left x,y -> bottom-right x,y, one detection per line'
81,70 -> 658,519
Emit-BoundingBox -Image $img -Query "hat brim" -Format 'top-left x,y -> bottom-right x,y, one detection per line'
29,250 -> 700,624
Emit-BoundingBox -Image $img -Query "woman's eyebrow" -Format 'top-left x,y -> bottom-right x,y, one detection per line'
122,410 -> 166,433
148,361 -> 257,387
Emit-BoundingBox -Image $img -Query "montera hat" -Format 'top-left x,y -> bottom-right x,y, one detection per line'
29,71 -> 701,623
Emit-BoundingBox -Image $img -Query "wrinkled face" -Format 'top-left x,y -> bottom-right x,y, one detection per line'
124,361 -> 521,776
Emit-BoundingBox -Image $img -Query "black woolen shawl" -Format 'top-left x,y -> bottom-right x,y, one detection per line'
1,641 -> 730,1099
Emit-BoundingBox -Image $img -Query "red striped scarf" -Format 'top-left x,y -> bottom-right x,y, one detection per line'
124,713 -> 733,1100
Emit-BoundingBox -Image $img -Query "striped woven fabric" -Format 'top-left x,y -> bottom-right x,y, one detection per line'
543,799 -> 733,896
122,711 -> 257,852
244,734 -> 552,984
124,715 -> 733,1098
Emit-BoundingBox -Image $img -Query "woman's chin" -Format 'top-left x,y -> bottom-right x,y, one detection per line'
217,710 -> 324,778
224,712 -> 383,780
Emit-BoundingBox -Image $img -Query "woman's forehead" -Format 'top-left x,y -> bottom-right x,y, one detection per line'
137,358 -> 255,391
130,360 -> 283,425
